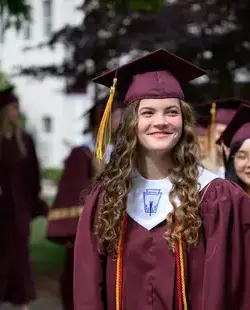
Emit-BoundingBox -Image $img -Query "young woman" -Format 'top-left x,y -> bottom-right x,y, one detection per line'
47,96 -> 122,310
0,90 -> 48,310
219,104 -> 250,196
74,49 -> 250,310
195,98 -> 246,178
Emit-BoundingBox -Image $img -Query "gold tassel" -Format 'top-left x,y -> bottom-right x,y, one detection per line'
95,77 -> 117,160
207,102 -> 216,155
210,102 -> 216,124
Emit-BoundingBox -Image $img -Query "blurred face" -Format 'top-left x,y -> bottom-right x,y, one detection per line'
214,123 -> 227,160
234,139 -> 250,187
7,102 -> 19,126
197,136 -> 207,158
136,98 -> 183,154
215,123 -> 226,141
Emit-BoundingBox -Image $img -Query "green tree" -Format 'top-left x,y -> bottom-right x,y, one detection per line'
18,0 -> 250,101
0,0 -> 31,43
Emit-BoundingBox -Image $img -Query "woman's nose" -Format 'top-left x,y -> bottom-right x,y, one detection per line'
153,113 -> 166,125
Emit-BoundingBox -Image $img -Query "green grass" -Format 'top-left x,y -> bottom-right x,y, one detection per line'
30,195 -> 65,273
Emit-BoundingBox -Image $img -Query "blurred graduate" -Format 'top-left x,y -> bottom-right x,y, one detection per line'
0,71 -> 48,310
218,104 -> 250,196
74,49 -> 250,310
46,95 -> 123,310
196,98 -> 250,177
195,116 -> 209,160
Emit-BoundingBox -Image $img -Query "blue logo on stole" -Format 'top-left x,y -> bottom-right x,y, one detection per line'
143,189 -> 162,216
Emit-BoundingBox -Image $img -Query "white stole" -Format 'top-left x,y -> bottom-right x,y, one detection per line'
127,166 -> 218,230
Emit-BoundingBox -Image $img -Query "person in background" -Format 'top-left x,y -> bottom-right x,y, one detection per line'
195,116 -> 209,160
195,98 -> 250,177
218,104 -> 250,196
0,78 -> 48,310
46,96 -> 123,310
74,49 -> 250,310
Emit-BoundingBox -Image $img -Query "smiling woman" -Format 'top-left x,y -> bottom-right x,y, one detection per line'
219,104 -> 250,196
136,98 -> 183,155
74,49 -> 250,310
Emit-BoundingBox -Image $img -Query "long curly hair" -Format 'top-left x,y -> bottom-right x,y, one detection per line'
94,100 -> 202,253
0,104 -> 27,158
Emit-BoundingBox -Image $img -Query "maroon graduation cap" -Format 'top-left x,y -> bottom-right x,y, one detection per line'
83,95 -> 123,117
195,116 -> 209,136
195,98 -> 250,125
92,48 -> 207,159
93,49 -> 207,105
0,89 -> 18,107
83,96 -> 108,117
217,104 -> 250,147
83,95 -> 123,134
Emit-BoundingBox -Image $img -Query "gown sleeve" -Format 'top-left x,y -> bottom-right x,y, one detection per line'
74,183 -> 106,310
47,146 -> 92,245
202,179 -> 250,310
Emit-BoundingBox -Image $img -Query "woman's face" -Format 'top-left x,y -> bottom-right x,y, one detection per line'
234,139 -> 250,187
7,102 -> 19,126
136,98 -> 183,154
197,136 -> 207,158
215,123 -> 226,141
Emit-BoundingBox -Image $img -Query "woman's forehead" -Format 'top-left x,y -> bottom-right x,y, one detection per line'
139,98 -> 180,108
239,139 -> 250,151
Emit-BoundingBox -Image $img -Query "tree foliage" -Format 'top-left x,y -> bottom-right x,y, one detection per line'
0,0 -> 30,42
18,0 -> 250,102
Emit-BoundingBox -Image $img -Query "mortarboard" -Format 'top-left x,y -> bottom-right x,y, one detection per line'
0,90 -> 18,107
83,95 -> 123,135
195,98 -> 250,125
84,96 -> 108,116
83,97 -> 108,135
217,104 -> 250,148
92,48 -> 207,159
83,95 -> 123,117
195,116 -> 209,137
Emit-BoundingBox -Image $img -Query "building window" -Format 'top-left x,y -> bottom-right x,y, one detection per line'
42,116 -> 53,133
43,0 -> 53,37
23,21 -> 31,40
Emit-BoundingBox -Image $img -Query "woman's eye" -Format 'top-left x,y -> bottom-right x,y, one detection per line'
141,111 -> 153,116
235,153 -> 247,160
168,110 -> 179,115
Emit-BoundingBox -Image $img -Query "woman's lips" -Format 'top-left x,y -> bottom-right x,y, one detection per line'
149,132 -> 172,137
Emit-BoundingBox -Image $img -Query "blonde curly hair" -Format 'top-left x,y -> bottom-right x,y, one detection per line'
94,100 -> 202,253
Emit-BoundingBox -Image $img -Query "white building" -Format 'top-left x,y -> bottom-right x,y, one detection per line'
0,0 -> 93,169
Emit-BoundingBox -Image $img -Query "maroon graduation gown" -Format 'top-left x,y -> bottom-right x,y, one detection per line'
47,145 -> 93,310
47,146 -> 92,244
0,132 -> 48,305
74,178 -> 250,310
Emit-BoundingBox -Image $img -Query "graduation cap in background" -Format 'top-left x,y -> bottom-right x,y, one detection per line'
217,104 -> 250,148
195,116 -> 210,137
195,98 -> 250,126
83,95 -> 123,135
194,98 -> 250,158
83,96 -> 108,135
0,90 -> 18,107
92,48 -> 207,159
